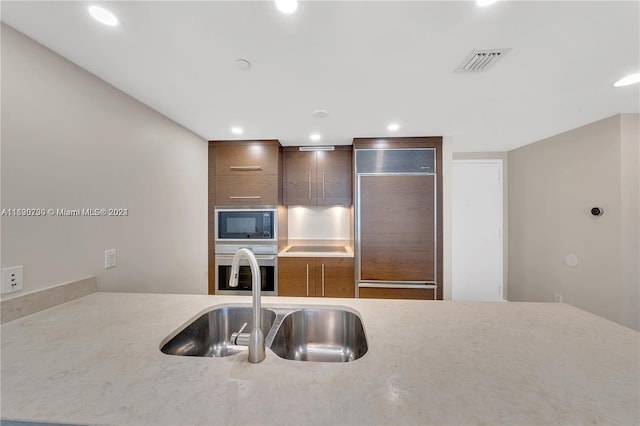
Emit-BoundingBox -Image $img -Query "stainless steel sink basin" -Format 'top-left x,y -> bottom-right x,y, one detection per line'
161,304 -> 368,362
269,309 -> 368,362
160,306 -> 276,357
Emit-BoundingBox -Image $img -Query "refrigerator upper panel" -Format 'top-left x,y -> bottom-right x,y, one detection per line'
355,149 -> 435,174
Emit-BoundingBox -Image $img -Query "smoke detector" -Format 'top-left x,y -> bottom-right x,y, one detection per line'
455,48 -> 511,72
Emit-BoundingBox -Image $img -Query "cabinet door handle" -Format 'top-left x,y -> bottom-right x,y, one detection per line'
321,263 -> 325,296
229,196 -> 262,200
306,264 -> 310,296
308,171 -> 312,200
230,166 -> 262,171
322,171 -> 326,200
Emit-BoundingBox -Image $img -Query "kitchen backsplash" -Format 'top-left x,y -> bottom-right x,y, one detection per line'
288,206 -> 351,240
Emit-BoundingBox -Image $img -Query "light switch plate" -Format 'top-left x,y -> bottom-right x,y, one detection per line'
105,249 -> 116,269
2,266 -> 24,294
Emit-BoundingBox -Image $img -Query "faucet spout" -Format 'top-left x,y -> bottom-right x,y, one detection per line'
228,248 -> 265,363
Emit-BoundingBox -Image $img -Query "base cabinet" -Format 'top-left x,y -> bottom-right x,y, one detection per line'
278,257 -> 313,297
358,287 -> 435,300
278,257 -> 354,298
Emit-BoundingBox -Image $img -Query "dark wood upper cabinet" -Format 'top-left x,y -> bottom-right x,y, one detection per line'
283,147 -> 352,206
211,140 -> 282,206
282,150 -> 317,205
215,142 -> 279,176
316,149 -> 352,206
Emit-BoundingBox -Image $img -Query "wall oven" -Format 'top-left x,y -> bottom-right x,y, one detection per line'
214,207 -> 279,295
215,208 -> 277,242
215,252 -> 277,295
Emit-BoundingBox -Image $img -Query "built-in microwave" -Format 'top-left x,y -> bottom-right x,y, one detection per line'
215,208 -> 277,242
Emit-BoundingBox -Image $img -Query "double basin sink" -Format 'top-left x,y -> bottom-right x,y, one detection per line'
160,305 -> 368,363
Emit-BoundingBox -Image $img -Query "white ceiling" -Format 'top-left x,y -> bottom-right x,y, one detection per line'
2,1 -> 638,151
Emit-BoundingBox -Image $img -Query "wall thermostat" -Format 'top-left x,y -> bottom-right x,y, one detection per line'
590,207 -> 604,217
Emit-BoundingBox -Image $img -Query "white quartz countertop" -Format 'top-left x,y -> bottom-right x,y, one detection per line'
278,245 -> 354,257
1,293 -> 638,425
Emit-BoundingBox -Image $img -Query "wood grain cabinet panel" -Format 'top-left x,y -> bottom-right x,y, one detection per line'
359,287 -> 435,300
283,148 -> 352,206
278,257 -> 315,297
211,140 -> 282,206
315,257 -> 355,298
278,256 -> 355,298
282,151 -> 316,205
215,175 -> 279,206
360,175 -> 435,282
215,143 -> 279,176
316,150 -> 352,206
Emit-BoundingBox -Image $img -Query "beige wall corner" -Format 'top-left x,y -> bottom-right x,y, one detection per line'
508,114 -> 638,330
619,113 -> 640,330
1,276 -> 96,323
1,24 -> 208,297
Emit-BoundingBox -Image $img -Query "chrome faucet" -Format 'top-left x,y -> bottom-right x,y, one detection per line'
228,248 -> 265,363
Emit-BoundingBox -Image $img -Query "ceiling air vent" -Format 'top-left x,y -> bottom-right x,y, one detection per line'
455,48 -> 511,72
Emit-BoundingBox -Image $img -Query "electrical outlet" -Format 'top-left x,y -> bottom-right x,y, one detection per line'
105,249 -> 117,269
2,266 -> 24,294
554,293 -> 563,303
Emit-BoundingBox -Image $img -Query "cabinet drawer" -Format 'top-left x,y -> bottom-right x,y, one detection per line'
359,286 -> 435,300
215,143 -> 279,176
216,175 -> 279,205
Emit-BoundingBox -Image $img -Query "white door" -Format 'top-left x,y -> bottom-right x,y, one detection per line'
452,160 -> 504,301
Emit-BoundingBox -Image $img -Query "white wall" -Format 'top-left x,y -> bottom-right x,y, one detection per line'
508,114 -> 639,330
287,206 -> 350,240
1,24 -> 208,297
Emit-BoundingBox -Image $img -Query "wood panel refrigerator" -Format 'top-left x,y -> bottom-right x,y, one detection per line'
354,143 -> 441,300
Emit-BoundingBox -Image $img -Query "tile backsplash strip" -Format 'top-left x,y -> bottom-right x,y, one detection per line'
1,276 -> 97,323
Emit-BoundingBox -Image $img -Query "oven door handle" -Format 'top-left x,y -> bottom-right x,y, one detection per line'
216,255 -> 277,261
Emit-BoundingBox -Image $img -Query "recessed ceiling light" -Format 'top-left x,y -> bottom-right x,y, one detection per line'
313,110 -> 329,118
613,72 -> 640,87
88,6 -> 119,26
477,0 -> 498,6
310,133 -> 321,141
231,127 -> 243,135
388,123 -> 400,131
276,0 -> 298,14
